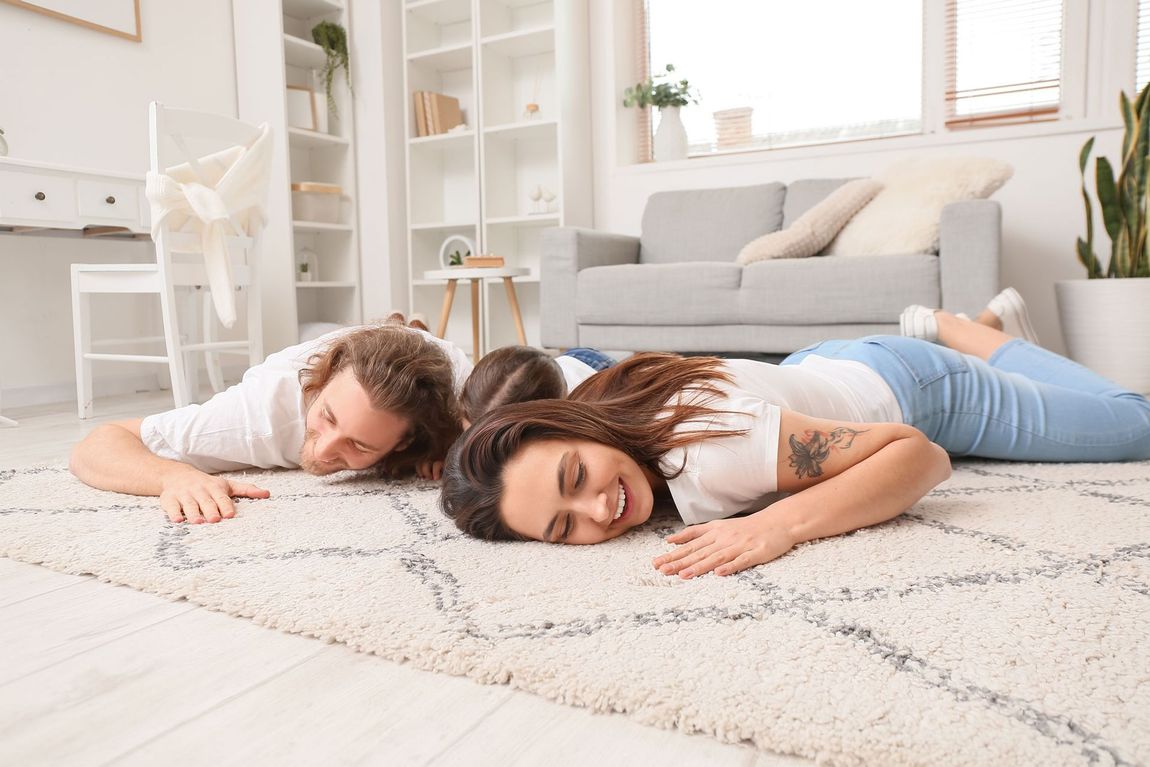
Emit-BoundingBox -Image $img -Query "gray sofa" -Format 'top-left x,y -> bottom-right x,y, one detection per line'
540,180 -> 1001,353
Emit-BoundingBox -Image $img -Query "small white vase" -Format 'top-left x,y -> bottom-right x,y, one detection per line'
653,106 -> 688,162
1055,277 -> 1150,394
0,130 -> 7,157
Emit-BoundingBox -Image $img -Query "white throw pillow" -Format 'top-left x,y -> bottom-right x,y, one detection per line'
736,178 -> 883,265
823,156 -> 1013,257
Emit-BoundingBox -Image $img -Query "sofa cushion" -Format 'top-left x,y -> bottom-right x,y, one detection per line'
738,179 -> 883,264
825,157 -> 1013,257
782,178 -> 852,227
639,183 -> 785,265
738,254 -> 941,325
578,262 -> 744,325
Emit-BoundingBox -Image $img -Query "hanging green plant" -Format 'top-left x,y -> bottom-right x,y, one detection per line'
311,20 -> 353,118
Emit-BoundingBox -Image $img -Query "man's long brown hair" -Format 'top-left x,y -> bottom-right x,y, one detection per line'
300,325 -> 461,478
440,353 -> 746,540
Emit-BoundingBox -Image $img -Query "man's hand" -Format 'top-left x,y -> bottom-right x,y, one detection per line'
652,515 -> 796,579
415,460 -> 444,481
158,467 -> 270,524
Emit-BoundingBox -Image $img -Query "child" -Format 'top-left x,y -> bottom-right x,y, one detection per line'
460,346 -> 615,426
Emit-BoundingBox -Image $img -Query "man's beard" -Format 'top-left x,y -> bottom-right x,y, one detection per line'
299,430 -> 344,476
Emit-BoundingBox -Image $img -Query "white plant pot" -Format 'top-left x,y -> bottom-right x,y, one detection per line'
653,106 -> 688,162
1055,277 -> 1150,393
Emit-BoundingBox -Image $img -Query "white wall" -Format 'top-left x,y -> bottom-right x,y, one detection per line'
0,1 -> 238,407
587,0 -> 1133,356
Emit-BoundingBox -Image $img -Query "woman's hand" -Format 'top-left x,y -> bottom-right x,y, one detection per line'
652,515 -> 796,579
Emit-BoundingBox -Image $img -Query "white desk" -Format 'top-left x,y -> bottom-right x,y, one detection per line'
0,157 -> 148,425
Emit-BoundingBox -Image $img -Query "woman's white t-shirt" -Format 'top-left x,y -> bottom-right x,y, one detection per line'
139,326 -> 472,474
662,357 -> 901,525
554,355 -> 598,392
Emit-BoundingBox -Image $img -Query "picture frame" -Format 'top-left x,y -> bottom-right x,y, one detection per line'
0,0 -> 142,42
286,85 -> 318,132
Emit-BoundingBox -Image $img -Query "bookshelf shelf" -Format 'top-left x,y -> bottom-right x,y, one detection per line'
288,127 -> 350,149
283,34 -> 327,69
407,42 -> 473,72
282,0 -> 342,19
406,0 -> 471,26
480,25 -> 555,58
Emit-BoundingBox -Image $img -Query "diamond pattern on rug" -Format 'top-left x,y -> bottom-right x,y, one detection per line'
0,461 -> 1147,766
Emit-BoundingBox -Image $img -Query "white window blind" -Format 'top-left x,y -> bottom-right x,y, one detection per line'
946,0 -> 1063,127
641,0 -> 923,158
1138,0 -> 1150,93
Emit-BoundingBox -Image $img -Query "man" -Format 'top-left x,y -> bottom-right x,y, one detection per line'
70,322 -> 471,524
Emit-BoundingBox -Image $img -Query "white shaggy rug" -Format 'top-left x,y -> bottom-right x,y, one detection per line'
1,461 -> 1148,767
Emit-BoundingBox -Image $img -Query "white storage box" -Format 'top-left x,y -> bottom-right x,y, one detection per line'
291,182 -> 341,223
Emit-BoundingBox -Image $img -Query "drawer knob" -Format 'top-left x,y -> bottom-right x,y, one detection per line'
34,192 -> 45,201
105,195 -> 116,205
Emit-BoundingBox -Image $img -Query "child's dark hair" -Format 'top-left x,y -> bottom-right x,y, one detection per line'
460,346 -> 565,424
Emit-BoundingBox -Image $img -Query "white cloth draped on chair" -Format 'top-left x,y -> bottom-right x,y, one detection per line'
145,124 -> 273,328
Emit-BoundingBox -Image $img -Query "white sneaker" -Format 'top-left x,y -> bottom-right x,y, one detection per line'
985,287 -> 1040,344
899,304 -> 939,343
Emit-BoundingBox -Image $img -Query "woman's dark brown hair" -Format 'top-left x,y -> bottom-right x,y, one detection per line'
300,325 -> 461,477
460,345 -> 565,424
441,353 -> 746,540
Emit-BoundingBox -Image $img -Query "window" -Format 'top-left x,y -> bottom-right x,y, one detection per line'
945,0 -> 1063,127
1138,0 -> 1150,93
641,0 -> 923,158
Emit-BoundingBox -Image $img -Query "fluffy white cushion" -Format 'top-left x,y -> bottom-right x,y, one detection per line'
736,179 -> 882,265
824,156 -> 1013,257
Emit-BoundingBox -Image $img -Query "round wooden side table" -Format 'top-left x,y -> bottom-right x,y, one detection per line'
421,267 -> 530,359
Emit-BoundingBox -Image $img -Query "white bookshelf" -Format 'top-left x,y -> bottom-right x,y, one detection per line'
402,0 -> 590,356
234,0 -> 363,354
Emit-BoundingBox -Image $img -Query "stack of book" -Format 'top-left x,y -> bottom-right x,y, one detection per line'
412,91 -> 464,137
462,255 -> 505,267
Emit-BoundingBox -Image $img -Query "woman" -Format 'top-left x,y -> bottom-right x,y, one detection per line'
440,289 -> 1150,578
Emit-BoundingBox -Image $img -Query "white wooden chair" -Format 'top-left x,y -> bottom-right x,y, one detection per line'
70,102 -> 267,418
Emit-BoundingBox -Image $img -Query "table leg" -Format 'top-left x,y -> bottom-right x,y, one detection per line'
503,277 -> 527,345
437,279 -> 458,338
470,279 -> 480,360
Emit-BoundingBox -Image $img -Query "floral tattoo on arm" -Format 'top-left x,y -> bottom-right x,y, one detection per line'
787,427 -> 868,479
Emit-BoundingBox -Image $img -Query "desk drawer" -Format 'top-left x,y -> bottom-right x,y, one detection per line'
0,170 -> 77,223
77,179 -> 141,223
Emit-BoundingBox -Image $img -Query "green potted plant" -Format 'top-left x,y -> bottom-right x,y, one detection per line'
1060,81 -> 1150,392
312,20 -> 353,119
623,64 -> 698,162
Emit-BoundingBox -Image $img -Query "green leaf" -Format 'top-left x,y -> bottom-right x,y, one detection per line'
1079,137 -> 1094,173
1077,238 -> 1102,278
1122,93 -> 1135,160
1113,229 -> 1131,277
1097,157 -> 1124,246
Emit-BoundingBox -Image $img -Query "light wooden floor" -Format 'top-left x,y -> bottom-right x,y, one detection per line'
0,393 -> 810,767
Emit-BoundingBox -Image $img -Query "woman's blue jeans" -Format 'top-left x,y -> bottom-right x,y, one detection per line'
560,347 -> 616,372
782,336 -> 1150,462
